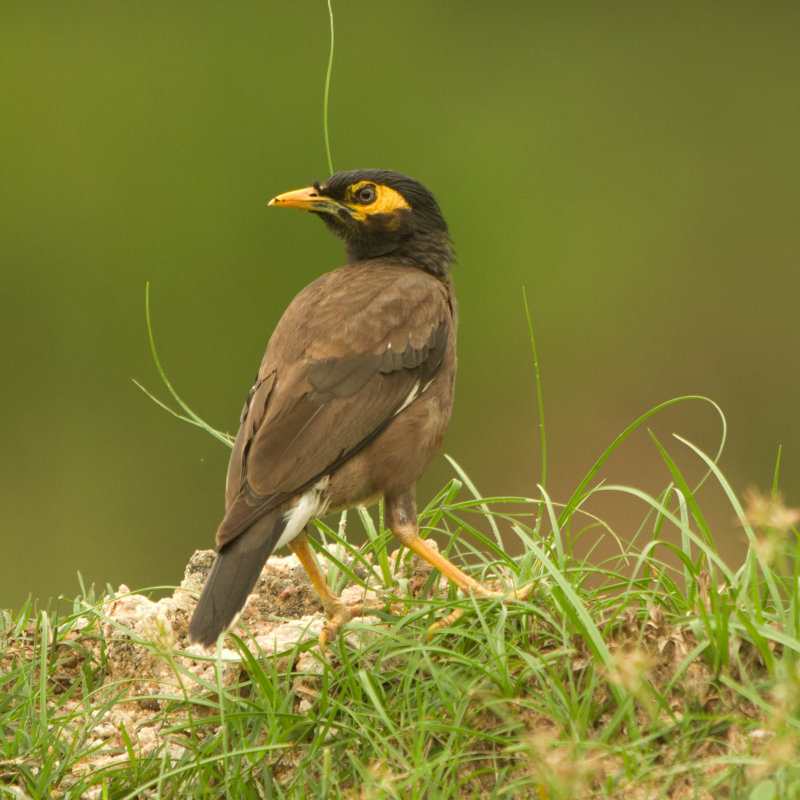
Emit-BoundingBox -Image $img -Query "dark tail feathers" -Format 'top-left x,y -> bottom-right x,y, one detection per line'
188,511 -> 285,646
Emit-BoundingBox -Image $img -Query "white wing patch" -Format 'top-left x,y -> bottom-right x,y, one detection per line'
393,378 -> 434,417
393,380 -> 418,416
277,476 -> 331,551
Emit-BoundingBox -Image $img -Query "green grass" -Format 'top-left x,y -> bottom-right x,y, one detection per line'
4,296 -> 798,797
2,406 -> 799,798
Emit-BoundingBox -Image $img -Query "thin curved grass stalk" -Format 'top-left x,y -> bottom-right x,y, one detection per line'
134,283 -> 233,449
323,0 -> 335,174
523,287 -> 547,516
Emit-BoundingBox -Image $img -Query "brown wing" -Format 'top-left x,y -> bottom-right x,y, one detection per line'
217,263 -> 454,547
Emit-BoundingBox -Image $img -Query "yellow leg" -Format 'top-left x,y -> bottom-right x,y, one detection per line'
403,532 -> 534,635
289,531 -> 384,649
386,489 -> 534,637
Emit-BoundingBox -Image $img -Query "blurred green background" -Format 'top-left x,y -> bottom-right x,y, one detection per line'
2,3 -> 799,609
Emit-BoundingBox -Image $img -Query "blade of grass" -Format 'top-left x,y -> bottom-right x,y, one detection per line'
138,283 -> 233,448
356,505 -> 393,588
772,444 -> 783,497
673,433 -> 784,610
559,395 -> 726,529
522,287 -> 546,496
445,455 -> 503,548
38,611 -> 49,736
591,484 -> 736,587
322,0 -> 335,175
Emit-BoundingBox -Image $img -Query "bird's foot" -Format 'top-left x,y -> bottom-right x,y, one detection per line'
319,599 -> 387,650
427,581 -> 535,639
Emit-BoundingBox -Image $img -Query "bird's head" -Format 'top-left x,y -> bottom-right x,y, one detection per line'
269,169 -> 454,276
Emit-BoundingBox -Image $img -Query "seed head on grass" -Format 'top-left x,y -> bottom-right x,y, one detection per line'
139,610 -> 176,659
743,486 -> 800,568
743,487 -> 800,532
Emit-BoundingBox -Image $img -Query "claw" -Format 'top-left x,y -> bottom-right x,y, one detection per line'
508,581 -> 535,602
319,600 -> 387,650
426,582 -> 535,639
318,603 -> 353,649
426,607 -> 465,640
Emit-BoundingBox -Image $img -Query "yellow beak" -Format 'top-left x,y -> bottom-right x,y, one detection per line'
269,185 -> 348,217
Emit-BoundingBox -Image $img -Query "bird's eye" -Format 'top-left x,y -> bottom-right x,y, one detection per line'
355,184 -> 377,204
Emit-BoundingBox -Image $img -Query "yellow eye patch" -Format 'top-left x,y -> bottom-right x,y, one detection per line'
346,181 -> 410,218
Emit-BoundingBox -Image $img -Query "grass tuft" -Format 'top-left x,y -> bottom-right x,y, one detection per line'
46,262 -> 794,796
2,413 -> 799,796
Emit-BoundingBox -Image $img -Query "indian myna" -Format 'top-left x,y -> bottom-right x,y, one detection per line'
188,169 -> 531,648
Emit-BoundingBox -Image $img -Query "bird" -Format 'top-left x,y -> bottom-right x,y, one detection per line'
187,168 -> 531,648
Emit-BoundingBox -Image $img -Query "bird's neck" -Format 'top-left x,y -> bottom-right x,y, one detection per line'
344,232 -> 455,279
